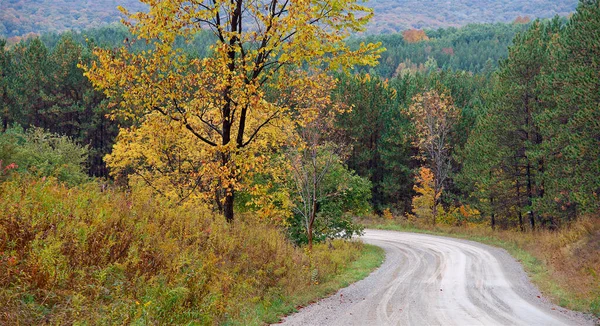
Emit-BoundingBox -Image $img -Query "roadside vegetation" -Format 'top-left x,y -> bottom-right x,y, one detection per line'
0,0 -> 598,323
0,0 -> 384,323
0,174 -> 383,324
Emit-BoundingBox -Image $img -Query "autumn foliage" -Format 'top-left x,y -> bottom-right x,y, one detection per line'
2,0 -> 599,321
0,174 -> 366,324
513,16 -> 532,24
442,47 -> 455,55
402,29 -> 429,43
83,0 -> 382,222
411,167 -> 438,222
408,90 -> 460,223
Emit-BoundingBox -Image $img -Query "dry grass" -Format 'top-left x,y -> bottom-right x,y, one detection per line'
364,215 -> 600,316
0,174 -> 381,325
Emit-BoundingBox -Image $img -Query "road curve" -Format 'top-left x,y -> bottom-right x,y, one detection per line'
279,229 -> 593,326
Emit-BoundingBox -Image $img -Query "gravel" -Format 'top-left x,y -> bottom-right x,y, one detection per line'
277,229 -> 596,326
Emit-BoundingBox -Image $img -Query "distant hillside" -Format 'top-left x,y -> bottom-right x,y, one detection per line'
1,0 -> 577,38
351,22 -> 532,77
365,0 -> 577,33
0,0 -> 146,39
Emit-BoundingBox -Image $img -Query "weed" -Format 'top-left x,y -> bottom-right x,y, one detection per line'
0,174 -> 383,325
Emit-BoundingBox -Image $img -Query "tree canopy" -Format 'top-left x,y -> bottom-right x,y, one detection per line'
83,0 -> 382,221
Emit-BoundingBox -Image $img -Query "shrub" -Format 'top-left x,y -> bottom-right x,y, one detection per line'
287,158 -> 370,246
0,124 -> 88,185
0,174 -> 363,324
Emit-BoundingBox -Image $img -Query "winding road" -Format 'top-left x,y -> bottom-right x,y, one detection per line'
279,229 -> 593,326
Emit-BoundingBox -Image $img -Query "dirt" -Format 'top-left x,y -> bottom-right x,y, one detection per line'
278,229 -> 595,326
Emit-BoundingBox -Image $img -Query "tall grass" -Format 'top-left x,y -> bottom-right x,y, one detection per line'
0,175 -> 379,324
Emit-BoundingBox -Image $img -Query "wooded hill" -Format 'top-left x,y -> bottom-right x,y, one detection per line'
1,0 -> 577,38
2,10 -> 598,229
1,0 -> 599,323
366,0 -> 577,33
1,0 -> 146,39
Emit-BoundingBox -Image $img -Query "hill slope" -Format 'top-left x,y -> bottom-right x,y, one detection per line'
366,0 -> 577,33
1,0 -> 577,38
0,0 -> 146,38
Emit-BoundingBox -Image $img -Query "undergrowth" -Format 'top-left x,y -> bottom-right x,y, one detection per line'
365,216 -> 600,317
0,175 -> 382,325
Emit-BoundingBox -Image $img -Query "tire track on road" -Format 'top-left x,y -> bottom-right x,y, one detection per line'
278,230 -> 593,326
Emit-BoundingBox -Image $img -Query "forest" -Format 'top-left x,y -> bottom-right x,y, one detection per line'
364,0 -> 576,33
0,0 -> 577,38
1,0 -> 599,324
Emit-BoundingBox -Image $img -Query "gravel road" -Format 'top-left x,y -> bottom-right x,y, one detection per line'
279,229 -> 595,326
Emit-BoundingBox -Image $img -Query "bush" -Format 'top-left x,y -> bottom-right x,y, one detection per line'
0,174 -> 364,324
0,124 -> 88,184
288,159 -> 370,246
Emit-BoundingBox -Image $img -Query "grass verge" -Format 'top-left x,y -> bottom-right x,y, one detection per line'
235,243 -> 385,325
367,221 -> 600,318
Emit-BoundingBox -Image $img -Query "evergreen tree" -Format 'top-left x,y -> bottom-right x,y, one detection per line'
456,78 -> 522,229
536,0 -> 600,221
458,19 -> 562,230
4,36 -> 119,176
334,73 -> 415,213
0,39 -> 14,131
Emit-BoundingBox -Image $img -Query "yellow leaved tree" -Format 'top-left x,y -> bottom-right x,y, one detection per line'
411,167 -> 440,224
82,0 -> 382,221
408,90 -> 460,224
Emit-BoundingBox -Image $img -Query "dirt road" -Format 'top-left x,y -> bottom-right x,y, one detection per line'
279,229 -> 593,326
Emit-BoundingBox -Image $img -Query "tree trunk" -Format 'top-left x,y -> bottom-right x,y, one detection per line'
526,161 -> 535,230
432,191 -> 438,226
490,195 -> 496,230
514,158 -> 524,231
224,191 -> 234,223
308,180 -> 318,251
308,222 -> 313,251
308,209 -> 315,251
219,147 -> 235,223
516,179 -> 524,232
220,18 -> 236,222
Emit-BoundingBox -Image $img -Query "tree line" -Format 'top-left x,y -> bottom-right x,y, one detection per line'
458,3 -> 599,229
342,1 -> 598,229
1,0 -> 598,238
1,0 -> 574,38
352,21 -> 533,77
